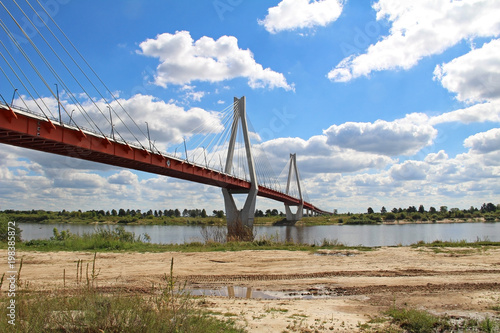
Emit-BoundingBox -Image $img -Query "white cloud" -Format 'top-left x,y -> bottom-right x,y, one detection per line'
328,0 -> 500,82
17,94 -> 225,151
430,101 -> 500,125
434,39 -> 500,103
138,31 -> 293,90
464,128 -> 500,154
108,170 -> 139,185
323,113 -> 437,156
424,150 -> 448,164
258,0 -> 344,34
256,135 -> 394,174
389,160 -> 428,181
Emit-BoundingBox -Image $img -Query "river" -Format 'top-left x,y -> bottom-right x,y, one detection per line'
16,222 -> 500,247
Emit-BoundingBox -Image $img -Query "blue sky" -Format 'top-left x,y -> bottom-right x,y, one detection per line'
1,0 -> 500,214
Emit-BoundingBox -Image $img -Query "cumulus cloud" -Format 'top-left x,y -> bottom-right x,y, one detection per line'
323,113 -> 437,156
430,101 -> 500,125
328,0 -> 500,82
258,0 -> 344,34
434,39 -> 500,103
256,135 -> 394,175
108,170 -> 139,185
389,160 -> 428,181
464,128 -> 500,154
138,31 -> 293,90
16,94 -> 225,151
424,150 -> 448,164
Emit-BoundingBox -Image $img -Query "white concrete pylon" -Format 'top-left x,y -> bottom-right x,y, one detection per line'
285,153 -> 304,223
222,96 -> 258,239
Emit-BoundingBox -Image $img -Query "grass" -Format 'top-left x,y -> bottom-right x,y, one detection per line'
4,209 -> 498,227
383,306 -> 500,333
0,225 -> 373,253
0,257 -> 245,333
411,238 -> 500,251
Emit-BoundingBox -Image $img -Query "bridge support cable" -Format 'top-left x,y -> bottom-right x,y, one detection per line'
0,0 -> 156,152
222,96 -> 258,240
30,0 -> 155,151
0,2 -> 112,138
285,153 -> 304,223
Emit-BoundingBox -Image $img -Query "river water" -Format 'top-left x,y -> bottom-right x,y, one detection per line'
17,222 -> 500,247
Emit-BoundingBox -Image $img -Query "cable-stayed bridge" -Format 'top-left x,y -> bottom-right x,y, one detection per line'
0,0 -> 329,238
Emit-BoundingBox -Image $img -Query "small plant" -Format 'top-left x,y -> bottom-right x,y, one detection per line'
386,307 -> 448,333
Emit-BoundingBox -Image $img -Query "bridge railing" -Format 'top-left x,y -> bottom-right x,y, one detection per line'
2,101 -> 314,204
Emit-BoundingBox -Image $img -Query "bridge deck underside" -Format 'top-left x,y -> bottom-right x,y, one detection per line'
0,108 -> 326,213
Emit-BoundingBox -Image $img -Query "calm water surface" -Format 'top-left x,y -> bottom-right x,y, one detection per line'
17,222 -> 500,247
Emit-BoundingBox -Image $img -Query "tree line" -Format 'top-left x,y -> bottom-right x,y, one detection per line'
361,203 -> 499,222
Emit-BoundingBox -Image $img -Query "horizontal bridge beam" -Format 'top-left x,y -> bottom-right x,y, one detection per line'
0,105 -> 326,213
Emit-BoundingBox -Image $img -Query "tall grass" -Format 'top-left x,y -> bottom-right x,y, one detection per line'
9,225 -> 377,252
21,226 -> 151,251
0,257 -> 245,333
386,306 -> 500,333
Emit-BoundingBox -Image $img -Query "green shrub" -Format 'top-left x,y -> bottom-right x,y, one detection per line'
387,307 -> 448,333
0,216 -> 22,242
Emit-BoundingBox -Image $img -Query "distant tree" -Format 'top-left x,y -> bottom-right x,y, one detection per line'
381,207 -> 387,214
418,205 -> 425,214
174,209 -> 181,217
118,209 -> 126,217
440,206 -> 448,214
482,202 -> 497,213
255,209 -> 264,217
271,209 -> 279,216
213,210 -> 225,218
182,209 -> 189,217
429,207 -> 437,213
111,209 -> 117,216
265,209 -> 272,217
384,212 -> 396,221
333,209 -> 338,215
146,209 -> 153,216
367,207 -> 374,214
391,208 -> 398,214
407,206 -> 417,213
201,209 -> 207,218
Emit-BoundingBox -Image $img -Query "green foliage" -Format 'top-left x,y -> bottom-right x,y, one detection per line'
386,306 -> 500,333
386,307 -> 449,332
7,226 -> 374,253
0,215 -> 22,242
21,226 -> 150,251
0,260 -> 245,333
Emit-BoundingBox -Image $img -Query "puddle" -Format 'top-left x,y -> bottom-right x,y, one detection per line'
314,251 -> 357,257
189,286 -> 346,300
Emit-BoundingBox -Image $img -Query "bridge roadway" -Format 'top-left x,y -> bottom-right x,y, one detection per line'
0,104 -> 328,214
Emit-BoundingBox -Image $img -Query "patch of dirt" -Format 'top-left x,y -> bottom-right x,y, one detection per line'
1,247 -> 499,332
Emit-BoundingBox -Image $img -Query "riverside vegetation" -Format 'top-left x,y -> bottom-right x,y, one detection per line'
1,216 -> 500,332
1,202 -> 499,226
0,254 -> 245,332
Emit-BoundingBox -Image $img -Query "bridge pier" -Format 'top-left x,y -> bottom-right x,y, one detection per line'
284,153 -> 304,224
222,96 -> 257,241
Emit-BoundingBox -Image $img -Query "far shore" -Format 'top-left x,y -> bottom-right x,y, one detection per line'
9,216 -> 493,226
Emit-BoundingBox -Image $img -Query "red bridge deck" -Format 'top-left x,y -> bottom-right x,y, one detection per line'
0,105 -> 327,214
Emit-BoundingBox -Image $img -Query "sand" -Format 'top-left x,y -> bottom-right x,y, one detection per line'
1,246 -> 499,332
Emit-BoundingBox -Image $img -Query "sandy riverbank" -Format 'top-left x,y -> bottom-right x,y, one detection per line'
1,247 -> 499,332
